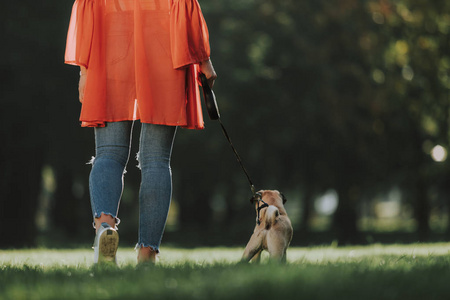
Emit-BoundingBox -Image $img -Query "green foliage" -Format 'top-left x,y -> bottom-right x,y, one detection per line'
2,0 -> 450,247
2,245 -> 450,299
196,0 -> 450,241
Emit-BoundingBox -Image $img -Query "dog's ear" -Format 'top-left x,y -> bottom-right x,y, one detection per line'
280,192 -> 287,204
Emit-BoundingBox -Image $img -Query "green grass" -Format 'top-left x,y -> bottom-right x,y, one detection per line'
1,244 -> 450,299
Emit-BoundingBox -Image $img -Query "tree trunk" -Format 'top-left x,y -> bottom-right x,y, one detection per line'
52,168 -> 82,237
0,148 -> 43,248
414,179 -> 430,241
332,184 -> 360,245
176,179 -> 212,231
300,185 -> 313,232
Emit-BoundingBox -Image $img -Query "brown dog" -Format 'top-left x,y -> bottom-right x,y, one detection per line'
242,190 -> 293,263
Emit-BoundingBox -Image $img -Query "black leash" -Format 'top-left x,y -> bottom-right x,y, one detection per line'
218,117 -> 270,225
219,118 -> 272,225
218,118 -> 256,196
200,73 -> 256,196
200,73 -> 269,225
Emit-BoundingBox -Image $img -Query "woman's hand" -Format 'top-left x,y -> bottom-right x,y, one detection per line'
199,58 -> 217,89
79,66 -> 87,103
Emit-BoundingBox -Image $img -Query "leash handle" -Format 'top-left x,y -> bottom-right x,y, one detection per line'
199,73 -> 220,120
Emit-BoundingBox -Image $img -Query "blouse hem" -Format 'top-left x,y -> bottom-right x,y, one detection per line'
65,60 -> 88,68
173,55 -> 210,70
80,118 -> 205,130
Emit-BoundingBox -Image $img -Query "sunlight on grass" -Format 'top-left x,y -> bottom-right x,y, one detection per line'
0,247 -> 246,268
288,243 -> 450,263
1,243 -> 449,268
2,244 -> 450,299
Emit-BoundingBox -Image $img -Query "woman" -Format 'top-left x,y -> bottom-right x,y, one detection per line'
65,0 -> 217,264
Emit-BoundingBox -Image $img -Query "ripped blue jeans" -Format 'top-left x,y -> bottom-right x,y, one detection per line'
89,121 -> 177,252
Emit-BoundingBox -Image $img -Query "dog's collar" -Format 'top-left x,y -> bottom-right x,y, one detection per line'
252,192 -> 269,225
256,201 -> 269,225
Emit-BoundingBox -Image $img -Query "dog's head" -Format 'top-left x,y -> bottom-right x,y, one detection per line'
250,190 -> 287,210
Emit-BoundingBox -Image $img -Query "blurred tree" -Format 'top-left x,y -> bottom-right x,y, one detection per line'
0,0 -> 94,246
195,0 -> 392,243
368,0 -> 450,240
196,0 -> 450,243
0,1 -> 52,247
1,0 -> 449,247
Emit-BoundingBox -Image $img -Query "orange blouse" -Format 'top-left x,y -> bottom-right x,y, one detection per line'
65,0 -> 211,129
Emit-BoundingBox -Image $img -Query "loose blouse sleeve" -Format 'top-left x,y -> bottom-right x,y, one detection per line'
64,0 -> 94,68
170,0 -> 211,69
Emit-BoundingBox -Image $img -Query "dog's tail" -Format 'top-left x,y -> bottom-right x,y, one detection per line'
265,205 -> 280,229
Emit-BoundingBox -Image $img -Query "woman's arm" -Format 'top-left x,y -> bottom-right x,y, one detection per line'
79,66 -> 87,103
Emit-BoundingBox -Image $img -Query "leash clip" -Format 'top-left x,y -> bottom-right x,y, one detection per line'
250,191 -> 262,203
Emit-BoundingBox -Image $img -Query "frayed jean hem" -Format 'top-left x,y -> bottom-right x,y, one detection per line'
92,212 -> 121,230
135,243 -> 160,253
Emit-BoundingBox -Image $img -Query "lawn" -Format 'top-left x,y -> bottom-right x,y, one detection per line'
1,244 -> 450,299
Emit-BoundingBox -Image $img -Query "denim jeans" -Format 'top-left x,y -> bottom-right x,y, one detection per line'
89,121 -> 177,252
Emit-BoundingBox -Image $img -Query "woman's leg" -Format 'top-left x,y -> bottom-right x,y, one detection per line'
89,121 -> 134,231
136,123 -> 177,261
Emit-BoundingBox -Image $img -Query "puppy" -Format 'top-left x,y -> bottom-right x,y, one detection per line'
242,190 -> 293,263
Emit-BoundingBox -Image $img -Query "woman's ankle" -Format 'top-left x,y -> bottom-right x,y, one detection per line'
137,246 -> 158,264
94,214 -> 116,233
